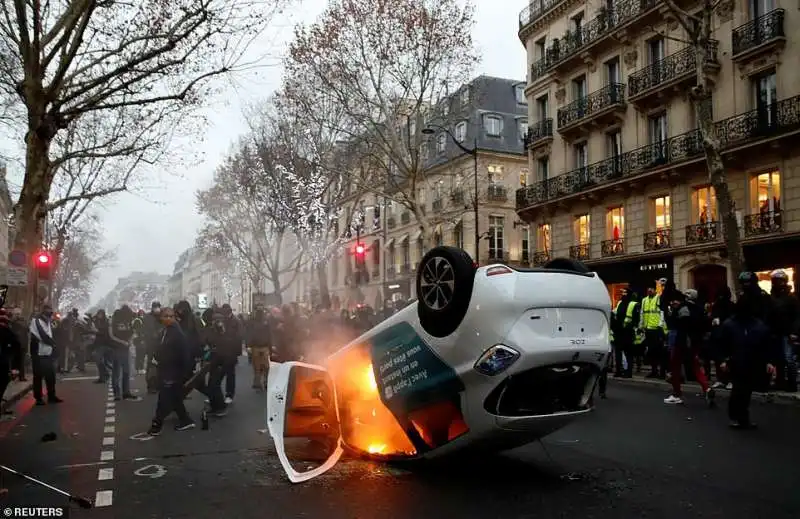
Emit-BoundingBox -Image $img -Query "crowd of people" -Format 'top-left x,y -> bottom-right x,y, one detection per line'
603,269 -> 798,429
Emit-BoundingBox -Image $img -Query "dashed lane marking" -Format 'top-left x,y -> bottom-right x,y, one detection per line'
101,451 -> 114,461
104,426 -> 115,434
60,376 -> 99,381
103,437 -> 115,446
95,490 -> 113,507
105,416 -> 115,423
98,468 -> 114,481
106,408 -> 114,415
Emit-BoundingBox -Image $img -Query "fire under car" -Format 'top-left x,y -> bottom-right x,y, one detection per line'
266,246 -> 612,483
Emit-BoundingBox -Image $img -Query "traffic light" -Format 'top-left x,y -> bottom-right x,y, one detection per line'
35,251 -> 53,281
354,243 -> 365,256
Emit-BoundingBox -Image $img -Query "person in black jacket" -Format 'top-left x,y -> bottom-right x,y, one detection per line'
196,312 -> 228,415
768,270 -> 798,392
664,290 -> 714,406
0,309 -> 20,414
148,307 -> 194,435
710,286 -> 735,389
218,304 -> 242,403
719,271 -> 780,429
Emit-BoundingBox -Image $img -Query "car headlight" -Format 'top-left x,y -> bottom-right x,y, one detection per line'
474,344 -> 520,376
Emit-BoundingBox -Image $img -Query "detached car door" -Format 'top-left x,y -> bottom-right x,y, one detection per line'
267,361 -> 344,483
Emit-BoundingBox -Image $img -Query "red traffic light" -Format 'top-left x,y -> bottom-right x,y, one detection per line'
36,252 -> 51,265
355,244 -> 365,255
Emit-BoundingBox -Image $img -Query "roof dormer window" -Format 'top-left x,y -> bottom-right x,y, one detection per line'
484,115 -> 503,137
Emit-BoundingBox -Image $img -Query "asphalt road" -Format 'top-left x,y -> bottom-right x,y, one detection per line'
2,359 -> 799,519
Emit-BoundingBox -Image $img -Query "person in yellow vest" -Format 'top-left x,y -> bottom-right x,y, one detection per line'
641,285 -> 667,379
610,288 -> 640,378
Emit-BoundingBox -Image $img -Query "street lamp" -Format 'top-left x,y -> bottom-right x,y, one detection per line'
421,124 -> 480,264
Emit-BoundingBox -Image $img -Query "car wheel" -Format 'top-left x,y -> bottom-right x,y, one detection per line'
416,246 -> 476,338
543,257 -> 590,273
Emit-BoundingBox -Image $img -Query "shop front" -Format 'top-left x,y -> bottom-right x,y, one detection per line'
590,256 -> 674,307
744,237 -> 800,293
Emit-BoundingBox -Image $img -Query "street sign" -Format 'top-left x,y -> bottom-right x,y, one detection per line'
7,267 -> 28,286
8,250 -> 26,267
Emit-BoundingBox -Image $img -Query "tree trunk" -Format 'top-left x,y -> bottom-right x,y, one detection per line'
693,38 -> 745,291
316,262 -> 331,309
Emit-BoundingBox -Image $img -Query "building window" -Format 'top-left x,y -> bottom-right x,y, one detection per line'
455,122 -> 467,142
754,70 -> 777,124
417,186 -> 426,205
460,88 -> 470,106
571,12 -> 584,32
536,157 -> 549,182
536,95 -> 549,120
484,115 -> 502,136
606,129 -> 622,158
574,214 -> 590,244
606,206 -> 624,239
750,170 -> 781,213
488,164 -> 504,184
515,84 -> 526,104
402,239 -> 410,266
437,133 -> 446,153
453,222 -> 464,249
521,226 -> 531,262
751,0 -> 776,18
518,119 -> 528,140
574,142 -> 588,169
652,195 -> 671,229
488,216 -> 505,257
648,37 -> 665,64
572,75 -> 587,100
605,56 -> 620,84
648,112 -> 668,144
535,38 -> 546,59
537,223 -> 551,252
692,186 -> 717,223
519,169 -> 529,187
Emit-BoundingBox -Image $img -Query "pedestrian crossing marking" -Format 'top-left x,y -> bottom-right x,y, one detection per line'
100,451 -> 114,461
105,416 -> 115,423
102,437 -> 115,446
104,426 -> 115,434
98,468 -> 114,481
95,490 -> 113,507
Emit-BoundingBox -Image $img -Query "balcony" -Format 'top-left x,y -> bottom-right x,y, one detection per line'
557,83 -> 626,138
744,211 -> 782,237
401,212 -> 411,225
532,0 -> 659,81
487,184 -> 508,202
388,217 -> 397,229
519,0 -> 565,38
524,119 -> 553,151
432,198 -> 443,211
732,9 -> 785,62
451,189 -> 464,204
570,243 -> 590,261
643,228 -> 672,251
686,222 -> 719,245
628,41 -> 720,108
517,94 -> 800,212
533,250 -> 550,266
601,238 -> 625,257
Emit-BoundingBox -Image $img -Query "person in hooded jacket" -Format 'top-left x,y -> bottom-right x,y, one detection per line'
768,269 -> 797,392
143,302 -> 164,393
664,290 -> 714,406
174,301 -> 202,383
92,310 -> 113,384
718,271 -> 780,429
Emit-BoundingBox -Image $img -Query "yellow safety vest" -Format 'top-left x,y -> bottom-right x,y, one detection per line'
641,295 -> 661,330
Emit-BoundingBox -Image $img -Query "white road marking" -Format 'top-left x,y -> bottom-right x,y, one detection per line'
101,451 -> 114,461
107,402 -> 115,408
105,416 -> 115,423
98,468 -> 114,481
104,426 -> 115,434
60,376 -> 99,381
106,408 -> 114,415
102,437 -> 115,446
95,490 -> 113,507
134,465 -> 167,478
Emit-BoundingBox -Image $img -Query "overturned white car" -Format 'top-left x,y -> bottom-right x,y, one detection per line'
267,246 -> 612,483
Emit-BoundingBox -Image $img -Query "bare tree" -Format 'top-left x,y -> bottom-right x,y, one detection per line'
661,0 -> 744,284
195,139 -> 304,304
284,0 -> 478,248
0,0 -> 293,308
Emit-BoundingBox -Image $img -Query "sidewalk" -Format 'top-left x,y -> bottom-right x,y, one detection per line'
1,379 -> 32,412
611,373 -> 800,406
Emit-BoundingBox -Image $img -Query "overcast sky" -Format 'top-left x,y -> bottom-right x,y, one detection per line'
2,0 -> 527,305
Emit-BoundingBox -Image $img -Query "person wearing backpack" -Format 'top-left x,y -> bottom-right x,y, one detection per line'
110,305 -> 141,401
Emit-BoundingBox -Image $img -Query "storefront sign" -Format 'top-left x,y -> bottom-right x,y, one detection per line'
640,262 -> 668,272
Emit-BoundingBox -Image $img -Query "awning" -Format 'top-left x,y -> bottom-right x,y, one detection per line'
412,230 -> 423,241
398,234 -> 409,243
383,237 -> 395,249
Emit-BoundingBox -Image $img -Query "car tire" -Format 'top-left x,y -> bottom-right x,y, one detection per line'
416,246 -> 476,338
543,257 -> 590,273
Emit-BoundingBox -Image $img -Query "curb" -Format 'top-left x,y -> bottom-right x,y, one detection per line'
1,382 -> 32,412
611,376 -> 800,406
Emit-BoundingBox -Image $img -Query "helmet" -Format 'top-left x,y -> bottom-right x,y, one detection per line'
770,269 -> 788,281
684,289 -> 698,302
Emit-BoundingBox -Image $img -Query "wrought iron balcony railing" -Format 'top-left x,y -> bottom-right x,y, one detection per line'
628,41 -> 719,98
686,222 -> 719,245
524,119 -> 553,148
401,212 -> 411,225
544,0 -> 657,71
517,94 -> 800,210
451,189 -> 464,204
744,210 -> 782,237
487,184 -> 508,201
644,228 -> 672,251
519,0 -> 564,30
569,243 -> 590,261
533,250 -> 550,266
432,198 -> 443,211
558,83 -> 625,129
388,217 -> 397,229
601,238 -> 625,257
732,9 -> 785,57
